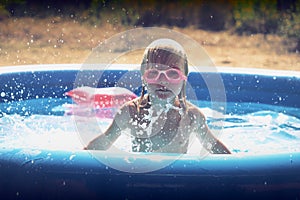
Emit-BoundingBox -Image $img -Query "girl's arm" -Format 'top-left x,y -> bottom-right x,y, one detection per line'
200,124 -> 231,154
85,119 -> 122,150
192,109 -> 231,154
85,103 -> 131,150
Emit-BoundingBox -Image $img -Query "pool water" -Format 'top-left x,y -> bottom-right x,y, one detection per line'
1,98 -> 300,155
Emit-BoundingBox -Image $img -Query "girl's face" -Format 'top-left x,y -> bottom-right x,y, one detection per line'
143,59 -> 186,101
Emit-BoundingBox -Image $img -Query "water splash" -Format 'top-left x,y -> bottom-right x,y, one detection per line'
204,109 -> 300,155
1,100 -> 300,155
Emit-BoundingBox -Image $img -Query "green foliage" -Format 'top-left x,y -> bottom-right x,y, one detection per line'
197,0 -> 234,30
0,0 -> 25,6
278,2 -> 300,38
233,0 -> 279,34
0,4 -> 9,19
0,0 -> 25,17
87,0 -> 141,26
0,0 -> 26,10
86,0 -> 234,29
1,0 -> 300,46
278,1 -> 300,51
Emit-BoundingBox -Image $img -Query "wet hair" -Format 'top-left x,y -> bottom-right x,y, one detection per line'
138,39 -> 188,112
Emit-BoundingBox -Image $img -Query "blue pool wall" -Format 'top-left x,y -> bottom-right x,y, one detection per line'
1,65 -> 300,108
1,148 -> 300,199
1,64 -> 300,199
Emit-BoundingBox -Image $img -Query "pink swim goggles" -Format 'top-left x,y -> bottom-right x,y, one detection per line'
143,68 -> 187,84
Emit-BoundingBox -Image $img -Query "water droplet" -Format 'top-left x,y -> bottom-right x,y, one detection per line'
69,154 -> 76,160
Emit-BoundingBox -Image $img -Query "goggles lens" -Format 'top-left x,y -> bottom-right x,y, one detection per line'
143,68 -> 187,83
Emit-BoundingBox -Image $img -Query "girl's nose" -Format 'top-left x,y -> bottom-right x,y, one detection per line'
158,73 -> 168,84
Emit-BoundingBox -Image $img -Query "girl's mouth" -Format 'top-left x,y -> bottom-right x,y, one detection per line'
156,86 -> 172,92
157,88 -> 168,92
154,87 -> 173,99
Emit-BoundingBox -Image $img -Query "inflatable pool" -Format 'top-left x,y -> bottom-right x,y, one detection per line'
1,64 -> 300,200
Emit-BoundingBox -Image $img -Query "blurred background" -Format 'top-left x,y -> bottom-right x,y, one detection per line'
0,0 -> 299,70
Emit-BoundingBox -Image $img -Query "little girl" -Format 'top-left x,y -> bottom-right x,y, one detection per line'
86,39 -> 230,154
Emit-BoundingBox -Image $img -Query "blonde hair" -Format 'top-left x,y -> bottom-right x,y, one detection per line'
138,39 -> 188,112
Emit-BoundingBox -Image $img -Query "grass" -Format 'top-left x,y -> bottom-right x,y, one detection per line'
1,16 -> 300,71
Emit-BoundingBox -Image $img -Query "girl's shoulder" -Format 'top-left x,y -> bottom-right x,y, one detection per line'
123,95 -> 150,109
113,98 -> 141,127
185,101 -> 206,122
118,95 -> 150,116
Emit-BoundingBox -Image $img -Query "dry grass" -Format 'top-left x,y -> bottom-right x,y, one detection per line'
1,17 -> 299,71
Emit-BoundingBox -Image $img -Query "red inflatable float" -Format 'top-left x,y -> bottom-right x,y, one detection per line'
65,86 -> 137,118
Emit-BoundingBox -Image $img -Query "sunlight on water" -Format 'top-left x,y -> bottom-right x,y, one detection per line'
1,100 -> 300,155
0,114 -> 84,150
202,108 -> 300,155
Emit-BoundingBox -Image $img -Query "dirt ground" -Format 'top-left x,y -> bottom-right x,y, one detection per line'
1,17 -> 300,71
